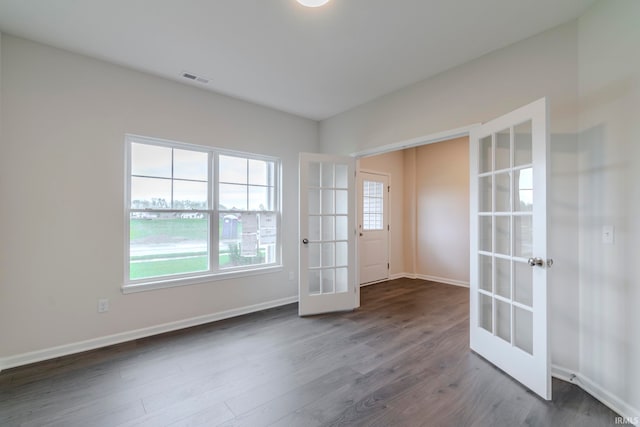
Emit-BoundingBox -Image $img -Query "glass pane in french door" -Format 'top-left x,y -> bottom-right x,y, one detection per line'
307,161 -> 349,295
477,120 -> 535,355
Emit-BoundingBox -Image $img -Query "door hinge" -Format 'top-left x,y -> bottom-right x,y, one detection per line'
388,185 -> 390,192
387,263 -> 390,270
387,224 -> 390,231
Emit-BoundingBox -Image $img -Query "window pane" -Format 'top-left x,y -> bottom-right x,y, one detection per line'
335,268 -> 348,293
514,307 -> 533,355
249,159 -> 272,186
131,143 -> 171,178
362,180 -> 383,230
335,164 -> 348,189
514,120 -> 532,166
248,185 -> 273,211
479,216 -> 492,252
479,254 -> 492,292
322,190 -> 334,215
131,177 -> 172,209
219,155 -> 247,184
335,216 -> 348,240
219,212 -> 274,269
220,184 -> 247,210
322,162 -> 334,188
479,293 -> 492,333
495,128 -> 511,171
308,162 -> 321,188
220,206 -> 279,269
322,216 -> 335,241
336,190 -> 348,215
173,180 -> 208,209
174,149 -> 208,181
495,216 -> 511,255
336,242 -> 348,266
309,216 -> 321,241
309,189 -> 321,215
495,172 -> 511,213
495,258 -> 511,299
129,214 -> 208,280
515,168 -> 533,212
322,269 -> 335,293
322,243 -> 335,267
496,299 -> 511,343
480,135 -> 492,173
479,176 -> 492,213
127,137 -> 280,283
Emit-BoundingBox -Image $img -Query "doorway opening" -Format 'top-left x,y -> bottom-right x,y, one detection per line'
356,133 -> 472,289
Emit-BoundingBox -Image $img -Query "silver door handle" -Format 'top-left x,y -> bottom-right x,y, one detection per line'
528,257 -> 544,267
302,238 -> 309,244
528,257 -> 553,268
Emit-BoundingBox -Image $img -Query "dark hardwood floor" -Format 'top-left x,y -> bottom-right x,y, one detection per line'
0,279 -> 618,426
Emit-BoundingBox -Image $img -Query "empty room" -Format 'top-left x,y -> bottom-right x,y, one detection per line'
1,0 -> 639,426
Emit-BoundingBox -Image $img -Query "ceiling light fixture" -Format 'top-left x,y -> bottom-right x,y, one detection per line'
297,0 -> 330,7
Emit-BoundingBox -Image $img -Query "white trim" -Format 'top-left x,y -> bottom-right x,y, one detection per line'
384,272 -> 470,288
552,365 -> 639,423
0,296 -> 297,372
124,134 -> 282,291
415,274 -> 469,288
122,265 -> 284,294
351,123 -> 480,158
357,170 -> 391,286
360,279 -> 388,287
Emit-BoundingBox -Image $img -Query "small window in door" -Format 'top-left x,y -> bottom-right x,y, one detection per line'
362,180 -> 384,230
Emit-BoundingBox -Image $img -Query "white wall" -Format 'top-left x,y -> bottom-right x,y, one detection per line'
0,36 -> 318,363
320,21 -> 580,374
577,0 -> 640,416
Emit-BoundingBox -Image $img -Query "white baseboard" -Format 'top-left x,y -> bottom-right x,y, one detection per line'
386,273 -> 469,288
415,274 -> 469,288
552,364 -> 639,423
0,296 -> 298,373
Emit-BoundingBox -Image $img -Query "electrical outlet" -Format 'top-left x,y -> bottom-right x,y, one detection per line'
288,271 -> 295,281
98,298 -> 109,313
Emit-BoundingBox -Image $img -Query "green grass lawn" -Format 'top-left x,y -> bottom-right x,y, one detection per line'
130,255 -> 209,280
129,218 -> 265,280
130,218 -> 209,241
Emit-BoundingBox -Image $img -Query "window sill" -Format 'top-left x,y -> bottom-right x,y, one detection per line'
122,265 -> 284,294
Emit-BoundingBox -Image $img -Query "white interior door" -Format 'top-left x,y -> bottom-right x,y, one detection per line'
358,172 -> 389,285
299,153 -> 358,316
469,98 -> 551,399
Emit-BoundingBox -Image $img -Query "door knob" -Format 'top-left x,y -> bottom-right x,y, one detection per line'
302,238 -> 309,244
528,257 -> 544,267
528,257 -> 553,268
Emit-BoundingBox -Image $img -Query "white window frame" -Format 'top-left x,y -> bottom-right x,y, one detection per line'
123,134 -> 282,294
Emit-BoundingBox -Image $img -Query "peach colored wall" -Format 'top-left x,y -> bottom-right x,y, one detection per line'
360,137 -> 469,285
359,150 -> 404,277
413,137 -> 469,284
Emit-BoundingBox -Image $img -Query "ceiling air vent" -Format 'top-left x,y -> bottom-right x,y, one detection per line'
181,71 -> 210,85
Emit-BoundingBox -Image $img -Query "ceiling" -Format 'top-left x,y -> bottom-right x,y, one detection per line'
0,0 -> 595,120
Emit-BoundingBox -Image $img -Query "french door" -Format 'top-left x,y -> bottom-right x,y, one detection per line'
469,98 -> 551,399
299,153 -> 358,316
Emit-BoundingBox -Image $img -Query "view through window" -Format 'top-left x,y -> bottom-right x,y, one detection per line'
127,135 -> 280,284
